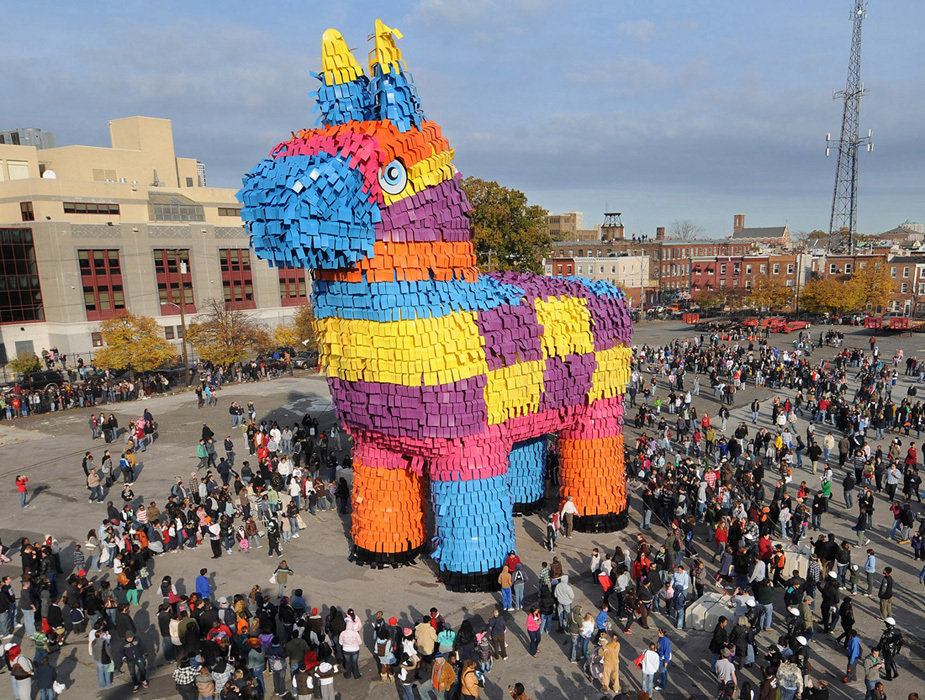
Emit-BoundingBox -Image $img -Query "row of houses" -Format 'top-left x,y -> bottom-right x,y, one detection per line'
543,212 -> 925,315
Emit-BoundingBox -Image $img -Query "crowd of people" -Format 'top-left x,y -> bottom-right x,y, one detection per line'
4,328 -> 925,700
0,351 -> 300,422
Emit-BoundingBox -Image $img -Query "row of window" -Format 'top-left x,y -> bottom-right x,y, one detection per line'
79,248 -> 309,320
64,202 -> 121,215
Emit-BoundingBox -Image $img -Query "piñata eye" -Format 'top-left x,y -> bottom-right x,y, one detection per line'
378,160 -> 408,195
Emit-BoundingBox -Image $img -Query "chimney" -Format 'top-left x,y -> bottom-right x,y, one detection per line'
733,214 -> 745,233
656,226 -> 665,240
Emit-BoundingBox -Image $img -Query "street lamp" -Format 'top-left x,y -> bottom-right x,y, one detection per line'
161,248 -> 191,388
160,301 -> 191,388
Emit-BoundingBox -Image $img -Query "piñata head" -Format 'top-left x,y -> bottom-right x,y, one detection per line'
237,20 -> 461,271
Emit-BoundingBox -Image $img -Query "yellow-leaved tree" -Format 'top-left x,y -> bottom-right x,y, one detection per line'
848,263 -> 896,312
799,277 -> 863,314
747,277 -> 794,312
94,312 -> 176,372
187,299 -> 271,366
273,303 -> 318,352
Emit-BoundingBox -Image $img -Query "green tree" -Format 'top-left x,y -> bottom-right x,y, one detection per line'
460,177 -> 551,274
187,299 -> 270,366
94,312 -> 176,372
7,351 -> 40,374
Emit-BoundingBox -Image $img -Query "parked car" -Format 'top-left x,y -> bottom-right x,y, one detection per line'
292,351 -> 319,369
0,369 -> 66,393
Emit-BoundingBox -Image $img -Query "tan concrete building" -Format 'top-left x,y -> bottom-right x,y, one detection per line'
544,255 -> 652,307
0,117 -> 309,363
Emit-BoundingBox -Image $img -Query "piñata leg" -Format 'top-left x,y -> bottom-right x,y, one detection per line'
429,436 -> 514,591
558,396 -> 628,533
508,436 -> 548,515
350,441 -> 425,568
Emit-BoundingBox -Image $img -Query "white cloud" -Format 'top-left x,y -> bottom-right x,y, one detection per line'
617,19 -> 656,44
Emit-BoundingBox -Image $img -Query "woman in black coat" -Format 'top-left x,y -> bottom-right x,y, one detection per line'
729,616 -> 751,668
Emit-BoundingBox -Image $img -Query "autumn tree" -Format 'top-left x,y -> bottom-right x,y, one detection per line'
6,352 -> 40,374
693,288 -> 725,310
668,219 -> 705,241
799,277 -> 862,314
187,299 -> 270,366
747,277 -> 793,311
94,312 -> 176,373
461,177 -> 551,275
848,263 -> 896,311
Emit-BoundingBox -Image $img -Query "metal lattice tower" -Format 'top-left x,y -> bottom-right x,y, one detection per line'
826,0 -> 873,255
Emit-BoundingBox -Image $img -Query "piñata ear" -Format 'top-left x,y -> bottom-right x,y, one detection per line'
313,28 -> 374,126
368,18 -> 426,132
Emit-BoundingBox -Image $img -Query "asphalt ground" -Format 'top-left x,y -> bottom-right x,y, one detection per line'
0,319 -> 923,699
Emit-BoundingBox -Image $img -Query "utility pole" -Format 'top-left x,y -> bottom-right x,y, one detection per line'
826,0 -> 873,255
174,249 -> 191,388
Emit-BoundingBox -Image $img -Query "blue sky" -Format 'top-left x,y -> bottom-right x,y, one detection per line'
3,0 -> 923,238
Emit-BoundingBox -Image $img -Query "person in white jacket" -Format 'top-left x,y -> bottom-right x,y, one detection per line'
641,642 -> 660,695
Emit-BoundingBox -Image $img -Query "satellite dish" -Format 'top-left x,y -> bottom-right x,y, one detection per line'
41,169 -> 57,179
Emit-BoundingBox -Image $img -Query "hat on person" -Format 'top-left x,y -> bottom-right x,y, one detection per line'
852,564 -> 859,570
218,597 -> 228,606
788,607 -> 799,616
746,600 -> 756,608
828,571 -> 837,578
796,636 -> 807,646
311,608 -> 318,615
885,617 -> 896,626
389,617 -> 398,626
403,627 -> 412,636
78,569 -> 86,577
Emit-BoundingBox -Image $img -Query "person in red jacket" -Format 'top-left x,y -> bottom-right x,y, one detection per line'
16,475 -> 28,508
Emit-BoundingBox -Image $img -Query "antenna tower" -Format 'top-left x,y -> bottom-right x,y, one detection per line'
825,0 -> 873,255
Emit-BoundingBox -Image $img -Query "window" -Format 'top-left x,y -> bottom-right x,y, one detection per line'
720,264 -> 726,275
745,264 -> 752,274
904,267 -> 910,278
279,267 -> 308,306
745,280 -> 752,289
720,279 -> 726,287
218,207 -> 242,217
901,282 -> 909,293
0,228 -> 44,323
63,202 -> 120,215
830,264 -> 837,274
219,249 -> 255,310
786,280 -> 794,287
919,283 -> 925,296
185,177 -> 194,187
875,263 -> 882,272
154,249 -> 195,314
164,326 -> 175,340
844,263 -> 852,274
733,264 -> 740,275
578,250 -> 584,257
787,264 -> 794,274
759,264 -> 766,274
891,267 -> 897,278
773,264 -> 780,274
611,266 -> 616,273
557,264 -> 562,275
91,332 -> 103,348
79,249 -> 125,321
859,262 -> 867,269
20,202 -> 34,222
150,198 -> 204,222
578,266 -> 583,274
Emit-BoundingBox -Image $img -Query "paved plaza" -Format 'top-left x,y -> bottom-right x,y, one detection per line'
1,319 -> 924,699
